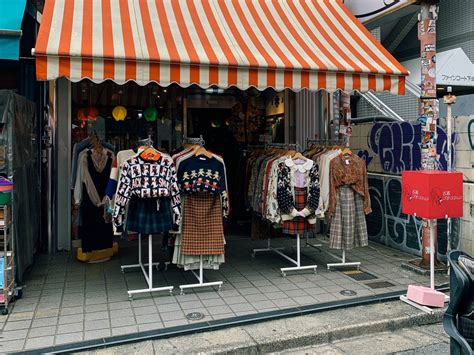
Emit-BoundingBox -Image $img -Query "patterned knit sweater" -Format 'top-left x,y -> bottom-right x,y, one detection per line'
177,155 -> 229,218
112,154 -> 181,229
276,158 -> 320,224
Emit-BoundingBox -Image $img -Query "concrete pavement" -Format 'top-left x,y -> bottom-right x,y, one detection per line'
77,299 -> 447,354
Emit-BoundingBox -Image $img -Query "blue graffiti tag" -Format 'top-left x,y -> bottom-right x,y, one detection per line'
363,122 -> 455,173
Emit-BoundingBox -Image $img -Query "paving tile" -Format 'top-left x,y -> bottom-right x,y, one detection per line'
108,301 -> 132,311
157,303 -> 181,313
201,298 -> 226,307
210,313 -> 235,321
112,325 -> 139,336
24,335 -> 54,350
138,322 -> 165,332
55,332 -> 84,345
273,297 -> 299,308
1,339 -> 25,352
58,313 -> 84,325
84,328 -> 111,340
129,298 -> 155,307
28,325 -> 57,338
84,319 -> 110,331
35,308 -> 60,319
84,303 -> 109,313
136,313 -> 161,325
57,322 -> 84,334
111,316 -> 136,328
244,293 -> 268,302
7,311 -> 35,321
196,291 -> 221,300
252,300 -> 277,311
11,303 -> 37,312
284,289 -> 309,298
160,311 -> 186,322
178,300 -> 203,311
60,306 -> 84,316
110,308 -> 134,319
85,296 -> 107,305
133,306 -> 158,316
163,319 -> 189,328
85,311 -> 109,321
206,305 -> 233,315
1,329 -> 29,341
224,296 -> 247,305
293,295 -> 317,305
229,303 -> 255,313
31,316 -> 58,328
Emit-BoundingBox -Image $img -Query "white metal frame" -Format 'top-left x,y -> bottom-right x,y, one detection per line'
326,249 -> 361,270
179,255 -> 223,295
121,234 -> 173,299
252,234 -> 318,277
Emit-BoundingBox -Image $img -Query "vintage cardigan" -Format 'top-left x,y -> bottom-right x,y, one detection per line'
276,158 -> 320,224
112,154 -> 181,229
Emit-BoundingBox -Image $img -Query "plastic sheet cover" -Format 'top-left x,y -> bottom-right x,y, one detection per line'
0,90 -> 39,282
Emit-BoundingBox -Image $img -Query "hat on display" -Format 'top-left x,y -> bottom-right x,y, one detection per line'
144,107 -> 158,122
112,106 -> 127,121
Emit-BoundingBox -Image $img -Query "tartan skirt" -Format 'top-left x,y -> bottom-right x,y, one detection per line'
126,197 -> 172,235
329,186 -> 368,250
181,193 -> 225,255
282,187 -> 315,235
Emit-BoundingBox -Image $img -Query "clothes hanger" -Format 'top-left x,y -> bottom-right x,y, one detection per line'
194,146 -> 214,158
140,146 -> 161,161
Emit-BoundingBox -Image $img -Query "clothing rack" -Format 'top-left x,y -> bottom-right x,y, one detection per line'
252,234 -> 317,277
121,234 -> 174,299
264,142 -> 301,151
183,135 -> 205,147
305,138 -> 361,270
179,255 -> 223,295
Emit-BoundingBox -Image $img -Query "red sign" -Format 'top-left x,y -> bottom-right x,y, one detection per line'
402,171 -> 463,219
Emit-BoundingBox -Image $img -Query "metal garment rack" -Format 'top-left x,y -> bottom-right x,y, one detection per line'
183,135 -> 205,146
179,255 -> 223,295
121,234 -> 174,300
252,142 -> 317,276
178,134 -> 223,293
305,139 -> 360,271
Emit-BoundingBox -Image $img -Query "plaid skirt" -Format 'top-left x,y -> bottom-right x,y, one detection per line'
181,193 -> 225,255
282,187 -> 315,235
329,186 -> 368,250
126,197 -> 172,235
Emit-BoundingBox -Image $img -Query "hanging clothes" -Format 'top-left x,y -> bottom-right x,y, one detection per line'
112,153 -> 181,233
78,150 -> 114,253
328,154 -> 371,250
176,154 -> 228,256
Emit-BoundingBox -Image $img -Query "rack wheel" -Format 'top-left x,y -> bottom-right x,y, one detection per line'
281,272 -> 286,277
180,290 -> 185,296
169,290 -> 174,296
128,295 -> 133,301
2,308 -> 8,315
251,252 -> 256,259
217,285 -> 222,292
121,269 -> 125,274
16,289 -> 23,300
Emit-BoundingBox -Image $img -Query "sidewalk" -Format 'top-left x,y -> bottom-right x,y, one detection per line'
77,300 -> 447,354
1,236 -> 449,353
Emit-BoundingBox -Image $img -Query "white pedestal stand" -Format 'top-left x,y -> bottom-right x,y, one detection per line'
400,219 -> 449,314
121,234 -> 174,300
179,255 -> 223,295
253,235 -> 318,277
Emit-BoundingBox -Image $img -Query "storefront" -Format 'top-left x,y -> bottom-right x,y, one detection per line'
3,1 -> 443,353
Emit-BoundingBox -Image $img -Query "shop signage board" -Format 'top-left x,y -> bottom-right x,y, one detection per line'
402,171 -> 463,219
342,0 -> 417,23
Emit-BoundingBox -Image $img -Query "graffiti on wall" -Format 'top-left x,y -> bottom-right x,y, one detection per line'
367,175 -> 460,259
358,122 -> 456,173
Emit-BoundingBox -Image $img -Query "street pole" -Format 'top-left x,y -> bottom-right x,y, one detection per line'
417,1 -> 440,270
444,87 -> 456,266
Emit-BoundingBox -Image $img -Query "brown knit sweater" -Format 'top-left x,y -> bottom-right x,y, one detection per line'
328,154 -> 371,217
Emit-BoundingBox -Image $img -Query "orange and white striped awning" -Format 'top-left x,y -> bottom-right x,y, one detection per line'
35,0 -> 408,94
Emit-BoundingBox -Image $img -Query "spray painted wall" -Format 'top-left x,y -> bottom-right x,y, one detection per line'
352,117 -> 474,257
